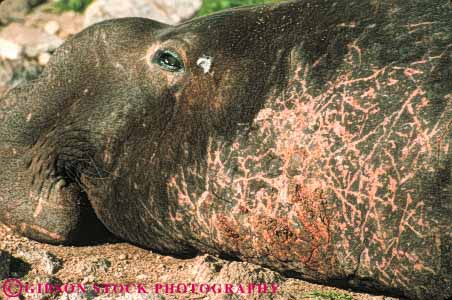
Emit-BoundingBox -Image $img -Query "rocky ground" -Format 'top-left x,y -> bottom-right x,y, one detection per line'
0,0 -> 83,95
0,224 -> 402,300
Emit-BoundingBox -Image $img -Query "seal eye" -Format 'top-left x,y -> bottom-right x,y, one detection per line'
153,49 -> 184,72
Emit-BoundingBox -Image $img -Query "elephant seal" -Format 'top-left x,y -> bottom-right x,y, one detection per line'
0,1 -> 451,299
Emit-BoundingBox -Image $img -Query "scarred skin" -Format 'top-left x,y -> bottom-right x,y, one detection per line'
0,1 -> 451,299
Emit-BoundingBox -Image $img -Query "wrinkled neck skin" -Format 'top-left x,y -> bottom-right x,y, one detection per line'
0,1 -> 451,299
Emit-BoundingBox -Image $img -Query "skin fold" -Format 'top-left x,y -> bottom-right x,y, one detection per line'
0,1 -> 451,299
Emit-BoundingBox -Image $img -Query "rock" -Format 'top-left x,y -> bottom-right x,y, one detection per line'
191,255 -> 285,299
23,9 -> 84,39
76,257 -> 111,276
44,20 -> 60,35
0,0 -> 31,25
49,12 -> 83,39
82,274 -> 95,284
192,254 -> 225,282
84,0 -> 202,27
93,258 -> 111,272
216,261 -> 284,286
0,250 -> 11,279
0,23 -> 63,59
0,0 -> 46,25
136,274 -> 147,280
191,255 -> 284,300
0,58 -> 42,93
38,52 -> 51,65
0,39 -> 23,60
0,86 -> 7,96
16,248 -> 62,275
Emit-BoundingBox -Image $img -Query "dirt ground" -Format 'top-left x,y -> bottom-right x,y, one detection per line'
0,224 -> 402,300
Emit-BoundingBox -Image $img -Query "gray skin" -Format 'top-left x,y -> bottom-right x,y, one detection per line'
0,1 -> 451,299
